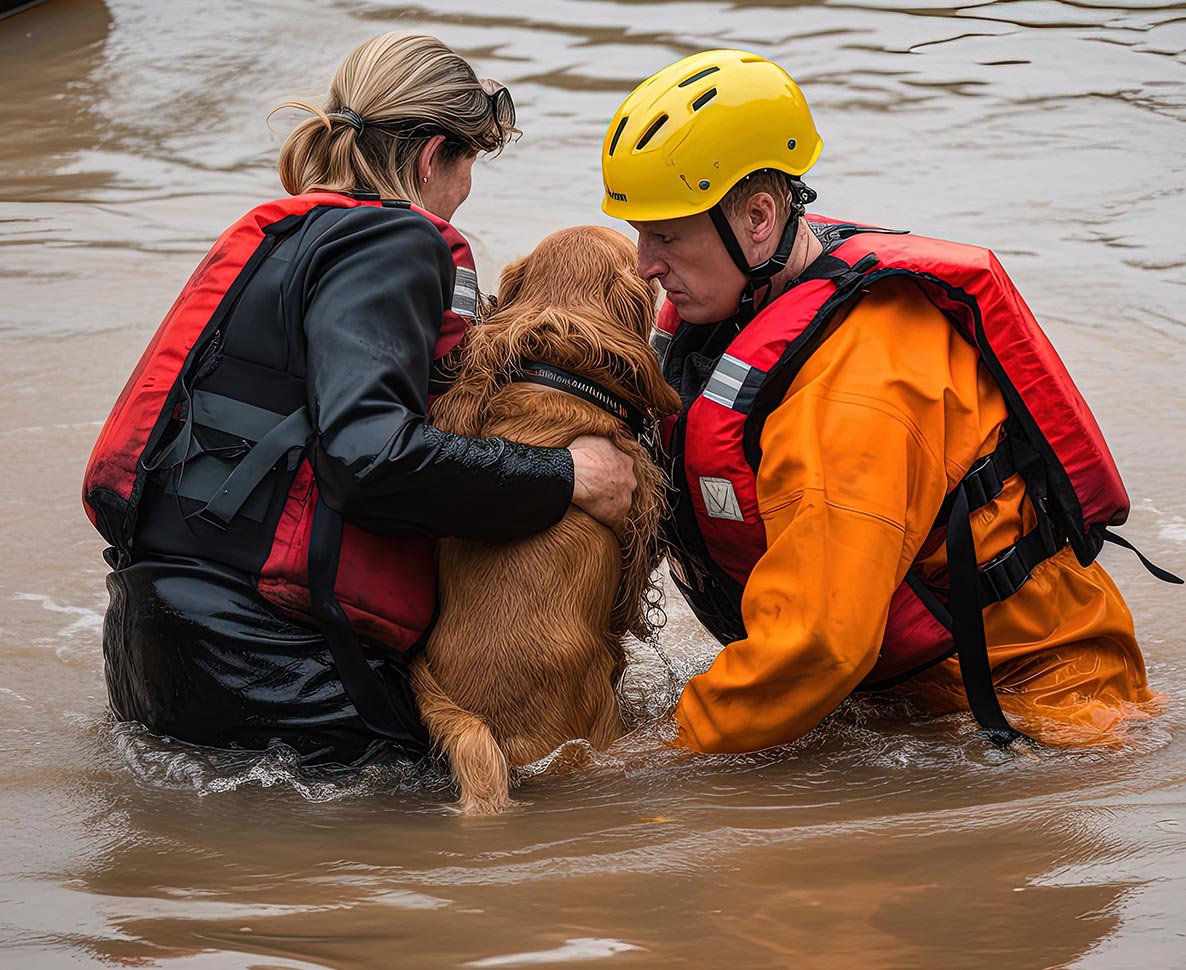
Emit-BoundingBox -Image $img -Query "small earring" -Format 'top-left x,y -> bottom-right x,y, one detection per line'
421,176 -> 428,184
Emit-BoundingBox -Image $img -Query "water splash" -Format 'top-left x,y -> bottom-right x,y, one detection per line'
463,938 -> 644,966
12,592 -> 105,642
104,720 -> 450,802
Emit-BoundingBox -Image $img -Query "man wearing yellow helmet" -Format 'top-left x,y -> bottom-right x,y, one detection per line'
602,50 -> 1168,754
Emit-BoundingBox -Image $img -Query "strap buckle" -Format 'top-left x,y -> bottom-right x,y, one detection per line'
963,454 -> 1004,510
978,524 -> 1061,605
979,543 -> 1031,602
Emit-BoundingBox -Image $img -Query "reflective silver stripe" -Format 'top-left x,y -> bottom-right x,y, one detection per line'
451,266 -> 479,317
715,354 -> 750,382
702,353 -> 753,409
650,327 -> 673,363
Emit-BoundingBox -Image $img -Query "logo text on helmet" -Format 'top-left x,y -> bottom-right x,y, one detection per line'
607,189 -> 628,202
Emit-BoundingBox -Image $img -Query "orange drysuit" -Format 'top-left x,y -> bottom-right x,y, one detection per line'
675,278 -> 1156,752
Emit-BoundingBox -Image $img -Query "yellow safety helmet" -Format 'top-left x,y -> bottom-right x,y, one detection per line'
601,49 -> 823,223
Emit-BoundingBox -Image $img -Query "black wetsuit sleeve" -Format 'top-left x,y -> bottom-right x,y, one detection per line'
299,206 -> 574,539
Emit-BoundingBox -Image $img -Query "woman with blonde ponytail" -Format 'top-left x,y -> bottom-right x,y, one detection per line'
87,32 -> 635,768
274,33 -> 516,218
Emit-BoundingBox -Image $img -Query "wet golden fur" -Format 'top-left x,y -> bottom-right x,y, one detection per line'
410,225 -> 682,814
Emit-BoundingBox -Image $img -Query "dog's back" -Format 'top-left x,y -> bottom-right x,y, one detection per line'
416,384 -> 633,813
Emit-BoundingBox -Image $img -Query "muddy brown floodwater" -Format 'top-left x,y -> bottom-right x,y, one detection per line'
2,0 -> 1185,967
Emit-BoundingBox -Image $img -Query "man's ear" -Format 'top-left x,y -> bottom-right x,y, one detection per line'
746,191 -> 779,246
418,134 -> 447,182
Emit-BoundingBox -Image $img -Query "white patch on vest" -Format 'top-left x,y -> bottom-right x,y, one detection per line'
700,477 -> 744,521
452,267 -> 479,317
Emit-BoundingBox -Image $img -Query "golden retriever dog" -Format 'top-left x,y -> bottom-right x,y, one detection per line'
410,225 -> 682,814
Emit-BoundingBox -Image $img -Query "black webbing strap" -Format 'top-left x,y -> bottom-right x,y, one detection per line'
146,393 -> 310,527
946,483 -> 1030,746
707,203 -> 799,321
931,431 -> 1060,608
307,498 -> 430,754
1102,530 -> 1184,585
514,361 -> 647,437
167,455 -> 272,522
708,204 -> 753,277
196,406 -> 312,526
142,392 -> 196,474
934,435 -> 1017,529
191,390 -> 290,443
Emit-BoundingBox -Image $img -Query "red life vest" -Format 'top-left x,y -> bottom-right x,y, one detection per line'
83,191 -> 477,653
656,216 -> 1130,689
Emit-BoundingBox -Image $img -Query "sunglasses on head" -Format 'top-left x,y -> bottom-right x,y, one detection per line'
480,78 -> 516,131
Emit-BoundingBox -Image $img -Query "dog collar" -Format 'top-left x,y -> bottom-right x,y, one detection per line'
513,361 -> 646,437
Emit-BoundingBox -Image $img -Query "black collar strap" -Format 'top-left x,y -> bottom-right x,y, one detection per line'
514,361 -> 646,437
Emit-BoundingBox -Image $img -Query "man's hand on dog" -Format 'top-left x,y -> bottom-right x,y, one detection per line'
569,435 -> 638,536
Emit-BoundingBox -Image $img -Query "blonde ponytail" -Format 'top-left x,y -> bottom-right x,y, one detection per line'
272,32 -> 517,203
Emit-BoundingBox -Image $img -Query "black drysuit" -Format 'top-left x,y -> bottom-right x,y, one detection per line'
103,201 -> 574,767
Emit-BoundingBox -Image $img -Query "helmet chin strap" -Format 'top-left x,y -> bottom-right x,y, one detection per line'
708,204 -> 800,322
707,176 -> 818,322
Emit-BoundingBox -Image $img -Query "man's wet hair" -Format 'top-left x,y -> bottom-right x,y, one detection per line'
721,169 -> 816,224
721,169 -> 791,219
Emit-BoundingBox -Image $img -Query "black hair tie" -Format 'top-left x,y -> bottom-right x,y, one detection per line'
329,107 -> 365,134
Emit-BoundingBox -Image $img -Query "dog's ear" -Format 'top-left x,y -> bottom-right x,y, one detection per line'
605,271 -> 657,342
600,309 -> 683,418
630,343 -> 684,417
496,255 -> 530,309
429,328 -> 509,436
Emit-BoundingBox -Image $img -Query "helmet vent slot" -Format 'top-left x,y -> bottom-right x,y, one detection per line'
691,88 -> 717,111
608,116 -> 629,156
635,114 -> 669,151
678,66 -> 720,88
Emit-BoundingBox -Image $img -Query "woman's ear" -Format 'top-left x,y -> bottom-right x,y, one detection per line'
418,134 -> 447,183
496,255 -> 529,309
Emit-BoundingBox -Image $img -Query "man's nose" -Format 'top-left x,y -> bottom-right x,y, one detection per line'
636,240 -> 666,281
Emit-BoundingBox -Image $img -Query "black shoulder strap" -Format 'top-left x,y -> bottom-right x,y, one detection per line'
945,483 -> 1033,747
307,498 -> 430,754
